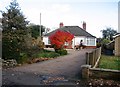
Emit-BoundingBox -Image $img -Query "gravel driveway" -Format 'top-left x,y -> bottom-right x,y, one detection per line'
2,49 -> 94,86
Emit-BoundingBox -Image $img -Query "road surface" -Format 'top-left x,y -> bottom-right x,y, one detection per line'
2,49 -> 94,85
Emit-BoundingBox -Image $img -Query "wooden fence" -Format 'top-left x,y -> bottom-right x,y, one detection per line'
81,47 -> 120,80
86,47 -> 101,68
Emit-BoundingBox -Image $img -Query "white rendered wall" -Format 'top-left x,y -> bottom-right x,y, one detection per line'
72,36 -> 86,48
43,36 -> 96,48
43,36 -> 49,45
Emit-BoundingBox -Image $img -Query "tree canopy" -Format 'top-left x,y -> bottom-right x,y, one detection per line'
1,0 -> 29,60
27,24 -> 45,39
101,28 -> 117,41
1,0 -> 28,32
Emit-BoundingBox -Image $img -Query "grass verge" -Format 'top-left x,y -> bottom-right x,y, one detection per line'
99,55 -> 120,70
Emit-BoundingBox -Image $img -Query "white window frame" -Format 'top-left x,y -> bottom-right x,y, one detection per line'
87,38 -> 95,46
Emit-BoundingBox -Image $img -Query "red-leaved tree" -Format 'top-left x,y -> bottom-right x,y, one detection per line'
49,30 -> 74,50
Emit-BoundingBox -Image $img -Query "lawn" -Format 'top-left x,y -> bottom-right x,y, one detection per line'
99,55 -> 120,70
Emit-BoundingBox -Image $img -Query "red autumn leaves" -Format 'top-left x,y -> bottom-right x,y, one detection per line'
49,30 -> 74,49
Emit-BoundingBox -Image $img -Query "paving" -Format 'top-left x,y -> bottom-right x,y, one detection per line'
2,49 -> 94,86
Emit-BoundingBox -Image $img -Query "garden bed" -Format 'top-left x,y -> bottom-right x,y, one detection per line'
2,49 -> 68,68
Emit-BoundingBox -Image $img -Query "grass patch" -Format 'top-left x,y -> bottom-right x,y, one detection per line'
99,55 -> 120,70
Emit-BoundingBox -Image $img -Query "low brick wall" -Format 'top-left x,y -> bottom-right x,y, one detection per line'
81,65 -> 120,80
89,68 -> 120,80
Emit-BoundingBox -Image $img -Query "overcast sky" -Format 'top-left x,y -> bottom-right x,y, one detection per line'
0,0 -> 119,37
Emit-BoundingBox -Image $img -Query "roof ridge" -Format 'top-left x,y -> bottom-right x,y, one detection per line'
44,25 -> 96,38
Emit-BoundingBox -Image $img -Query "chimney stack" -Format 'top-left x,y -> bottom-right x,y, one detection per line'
59,22 -> 64,28
82,21 -> 86,30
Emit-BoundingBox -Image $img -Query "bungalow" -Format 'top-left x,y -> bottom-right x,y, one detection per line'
43,22 -> 96,49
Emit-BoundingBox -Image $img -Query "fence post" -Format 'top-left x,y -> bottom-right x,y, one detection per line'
95,49 -> 97,64
93,47 -> 102,68
86,52 -> 89,64
81,65 -> 91,79
89,52 -> 94,67
86,47 -> 102,68
99,47 -> 101,58
93,50 -> 96,66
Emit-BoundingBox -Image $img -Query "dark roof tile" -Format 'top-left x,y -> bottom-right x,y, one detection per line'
44,26 -> 96,38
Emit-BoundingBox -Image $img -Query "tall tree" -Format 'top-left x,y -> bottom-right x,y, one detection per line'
1,0 -> 29,60
2,0 -> 28,32
101,28 -> 117,41
27,24 -> 45,39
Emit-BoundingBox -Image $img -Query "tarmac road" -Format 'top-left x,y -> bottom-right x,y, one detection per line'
2,49 -> 94,86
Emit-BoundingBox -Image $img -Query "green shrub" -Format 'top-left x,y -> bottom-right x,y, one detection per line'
17,53 -> 28,64
37,52 -> 60,58
55,49 -> 67,55
23,47 -> 41,58
2,36 -> 21,60
43,49 -> 52,52
48,52 -> 60,58
96,43 -> 101,48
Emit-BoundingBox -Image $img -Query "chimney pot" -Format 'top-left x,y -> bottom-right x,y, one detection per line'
59,22 -> 64,28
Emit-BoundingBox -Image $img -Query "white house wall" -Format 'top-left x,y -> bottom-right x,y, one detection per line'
72,36 -> 86,48
75,36 -> 85,45
43,36 -> 96,48
72,36 -> 96,48
43,37 -> 49,45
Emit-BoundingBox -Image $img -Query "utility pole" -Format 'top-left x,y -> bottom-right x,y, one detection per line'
40,13 -> 41,37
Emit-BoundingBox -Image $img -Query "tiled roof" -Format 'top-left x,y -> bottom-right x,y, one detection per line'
44,26 -> 96,38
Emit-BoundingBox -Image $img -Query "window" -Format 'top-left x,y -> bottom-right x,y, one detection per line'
65,42 -> 69,46
48,38 -> 51,44
87,38 -> 95,46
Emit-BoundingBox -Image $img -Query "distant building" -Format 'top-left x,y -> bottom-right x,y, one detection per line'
114,34 -> 120,56
43,22 -> 96,49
